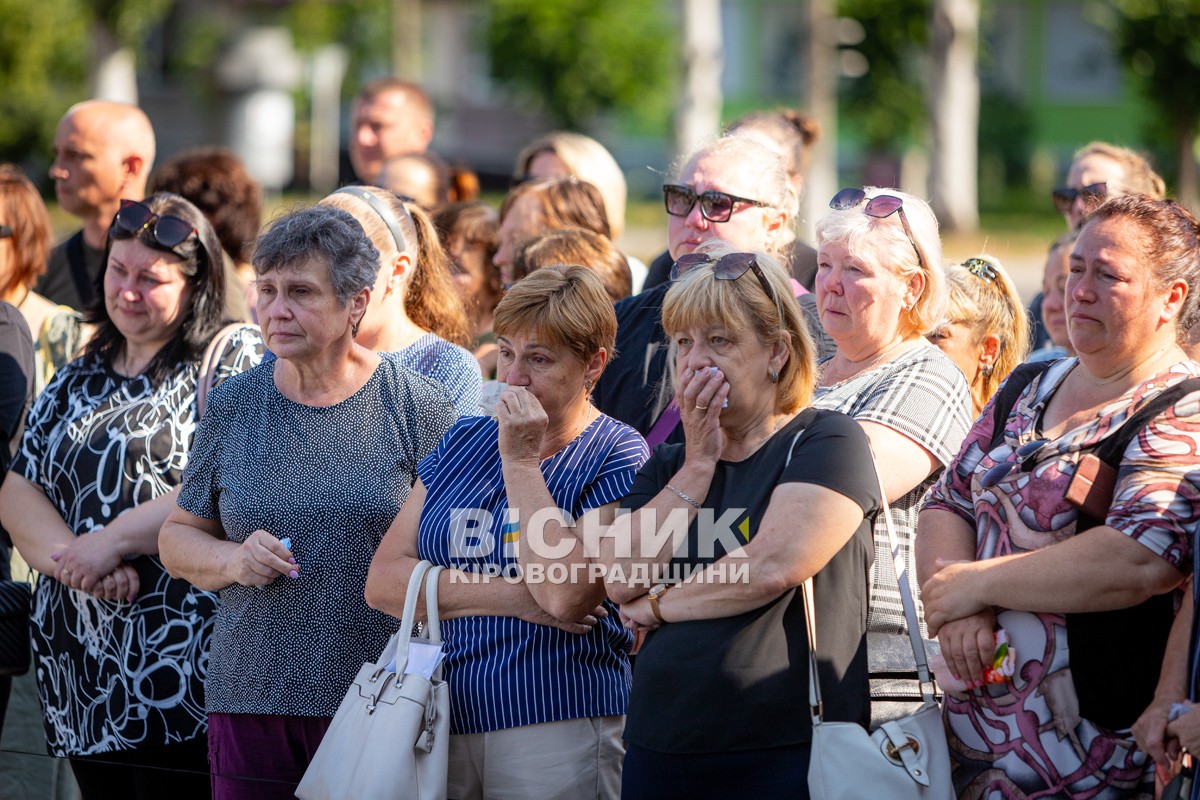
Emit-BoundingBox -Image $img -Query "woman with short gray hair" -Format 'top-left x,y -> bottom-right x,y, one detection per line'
160,205 -> 458,799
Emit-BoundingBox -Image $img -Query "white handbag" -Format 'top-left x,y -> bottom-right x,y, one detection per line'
296,559 -> 450,800
804,462 -> 954,799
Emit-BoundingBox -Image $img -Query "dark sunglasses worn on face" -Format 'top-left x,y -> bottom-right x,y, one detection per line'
1051,182 -> 1107,215
670,251 -> 779,308
663,184 -> 770,224
963,257 -> 999,283
829,187 -> 926,271
111,199 -> 197,250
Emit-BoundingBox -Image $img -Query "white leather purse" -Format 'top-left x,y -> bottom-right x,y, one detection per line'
296,559 -> 450,800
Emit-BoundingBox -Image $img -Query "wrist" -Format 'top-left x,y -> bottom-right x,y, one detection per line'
648,582 -> 674,623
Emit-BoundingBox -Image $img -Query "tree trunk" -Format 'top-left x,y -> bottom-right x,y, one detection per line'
91,23 -> 137,103
675,0 -> 723,158
801,0 -> 837,245
1177,117 -> 1199,214
394,0 -> 422,79
928,0 -> 979,232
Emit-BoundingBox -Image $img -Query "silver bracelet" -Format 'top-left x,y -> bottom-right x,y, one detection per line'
665,483 -> 702,510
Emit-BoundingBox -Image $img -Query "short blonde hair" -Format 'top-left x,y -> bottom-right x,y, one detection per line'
816,186 -> 945,335
943,256 -> 1030,407
514,132 -> 628,238
493,265 -> 617,369
661,242 -> 815,414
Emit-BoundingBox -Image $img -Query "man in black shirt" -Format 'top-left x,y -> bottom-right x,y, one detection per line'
37,101 -> 156,309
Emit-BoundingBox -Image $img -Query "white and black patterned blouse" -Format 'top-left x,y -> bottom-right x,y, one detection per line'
13,328 -> 264,757
813,341 -> 972,635
177,353 -> 457,717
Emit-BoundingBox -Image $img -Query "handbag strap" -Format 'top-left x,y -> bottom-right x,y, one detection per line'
805,452 -> 936,723
423,564 -> 446,681
390,560 -> 433,673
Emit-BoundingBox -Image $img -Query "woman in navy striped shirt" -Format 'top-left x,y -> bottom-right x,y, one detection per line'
367,265 -> 649,799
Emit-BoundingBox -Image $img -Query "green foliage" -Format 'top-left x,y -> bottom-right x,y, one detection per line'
485,0 -> 677,129
0,0 -> 88,164
1107,0 -> 1200,131
837,0 -> 930,153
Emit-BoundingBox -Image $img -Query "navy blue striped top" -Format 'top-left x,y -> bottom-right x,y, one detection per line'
417,412 -> 649,734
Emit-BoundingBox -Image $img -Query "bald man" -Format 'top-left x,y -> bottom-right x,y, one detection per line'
37,100 -> 156,309
349,78 -> 435,184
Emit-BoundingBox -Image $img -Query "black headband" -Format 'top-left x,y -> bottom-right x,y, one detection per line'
333,186 -> 408,254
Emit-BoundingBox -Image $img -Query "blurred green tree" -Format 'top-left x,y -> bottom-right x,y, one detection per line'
0,0 -> 87,166
838,0 -> 930,159
485,0 -> 677,129
1108,0 -> 1200,210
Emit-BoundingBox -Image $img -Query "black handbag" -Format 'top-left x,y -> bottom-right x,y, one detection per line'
0,579 -> 32,676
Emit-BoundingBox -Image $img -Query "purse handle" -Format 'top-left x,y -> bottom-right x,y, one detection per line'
804,452 -> 936,726
391,560 -> 434,674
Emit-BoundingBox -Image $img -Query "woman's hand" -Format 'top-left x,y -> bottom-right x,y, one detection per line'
514,586 -> 604,634
934,609 -> 997,688
678,366 -> 729,466
1166,704 -> 1200,758
497,386 -> 548,465
922,557 -> 989,636
50,532 -> 125,593
88,564 -> 142,604
1134,696 -> 1184,767
619,593 -> 660,628
221,530 -> 297,588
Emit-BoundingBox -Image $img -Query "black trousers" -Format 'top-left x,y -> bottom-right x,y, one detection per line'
69,736 -> 211,800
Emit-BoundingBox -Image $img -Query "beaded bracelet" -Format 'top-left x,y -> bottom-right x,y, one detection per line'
665,483 -> 702,510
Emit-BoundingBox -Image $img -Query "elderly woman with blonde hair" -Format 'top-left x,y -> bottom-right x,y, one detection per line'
604,242 -> 880,796
812,187 -> 972,691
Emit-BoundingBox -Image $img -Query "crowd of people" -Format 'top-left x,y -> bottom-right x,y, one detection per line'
0,75 -> 1197,800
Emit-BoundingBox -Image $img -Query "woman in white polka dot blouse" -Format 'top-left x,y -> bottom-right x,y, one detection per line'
161,204 -> 458,799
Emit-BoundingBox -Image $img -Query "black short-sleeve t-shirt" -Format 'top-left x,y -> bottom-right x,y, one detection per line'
621,408 -> 879,753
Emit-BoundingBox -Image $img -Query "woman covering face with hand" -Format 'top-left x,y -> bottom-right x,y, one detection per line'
602,243 -> 879,798
0,193 -> 263,799
365,266 -> 647,800
160,206 -> 456,800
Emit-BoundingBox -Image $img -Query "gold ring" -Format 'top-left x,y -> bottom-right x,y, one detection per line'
696,403 -> 709,410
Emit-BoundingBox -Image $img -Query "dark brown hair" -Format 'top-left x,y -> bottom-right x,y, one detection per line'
147,147 -> 263,264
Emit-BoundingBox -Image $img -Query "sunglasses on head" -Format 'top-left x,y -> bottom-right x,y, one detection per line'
111,199 -> 197,249
829,187 -> 925,271
1051,182 -> 1107,215
670,251 -> 779,308
963,257 -> 999,283
663,184 -> 770,223
0,224 -> 11,238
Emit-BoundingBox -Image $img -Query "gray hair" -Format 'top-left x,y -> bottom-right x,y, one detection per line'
252,205 -> 381,305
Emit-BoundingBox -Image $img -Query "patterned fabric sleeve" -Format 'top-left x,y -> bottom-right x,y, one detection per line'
14,361 -> 74,484
855,350 -> 973,466
573,423 -> 650,516
209,324 -> 265,393
176,378 -> 232,521
1106,388 -> 1200,570
923,392 -> 1003,525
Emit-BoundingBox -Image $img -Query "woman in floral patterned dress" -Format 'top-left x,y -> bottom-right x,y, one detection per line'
917,194 -> 1200,799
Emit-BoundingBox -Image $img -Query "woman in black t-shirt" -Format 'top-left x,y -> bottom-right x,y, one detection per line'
602,243 -> 880,799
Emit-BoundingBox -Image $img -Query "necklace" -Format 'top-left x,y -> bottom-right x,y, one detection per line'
821,338 -> 913,386
734,411 -> 794,460
11,286 -> 30,310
